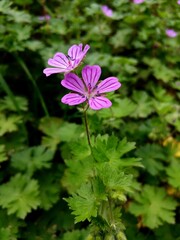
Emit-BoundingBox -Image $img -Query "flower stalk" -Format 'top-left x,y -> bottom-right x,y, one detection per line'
83,107 -> 92,148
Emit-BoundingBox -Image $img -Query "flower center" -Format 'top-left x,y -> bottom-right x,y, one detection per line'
87,83 -> 91,94
84,83 -> 100,99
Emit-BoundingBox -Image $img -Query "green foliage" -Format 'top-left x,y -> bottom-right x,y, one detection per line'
62,154 -> 94,193
11,146 -> 54,176
166,160 -> 180,190
97,98 -> 136,119
64,135 -> 140,233
154,224 -> 180,240
38,171 -> 61,210
97,163 -> 132,201
143,58 -> 177,83
62,135 -> 141,194
0,96 -> 28,112
0,113 -> 22,136
66,181 -> 105,223
131,91 -> 154,118
129,185 -> 177,229
0,0 -> 12,13
0,145 -> 7,163
92,135 -> 137,162
0,209 -> 22,240
0,174 -> 40,218
60,229 -> 89,240
135,144 -> 166,175
39,117 -> 83,149
0,0 -> 179,238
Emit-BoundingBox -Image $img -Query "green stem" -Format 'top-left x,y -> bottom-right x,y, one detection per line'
83,108 -> 91,148
108,198 -> 118,240
108,197 -> 114,226
83,106 -> 97,164
15,54 -> 49,117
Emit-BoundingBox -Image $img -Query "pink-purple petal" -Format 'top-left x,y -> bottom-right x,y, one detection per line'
101,5 -> 113,17
78,43 -> 83,51
82,65 -> 101,89
71,58 -> 81,68
43,68 -> 69,77
78,44 -> 90,64
68,44 -> 81,60
48,53 -> 69,68
61,93 -> 86,106
82,44 -> 90,56
89,96 -> 112,110
61,73 -> 85,94
97,77 -> 121,93
166,29 -> 177,38
133,0 -> 144,4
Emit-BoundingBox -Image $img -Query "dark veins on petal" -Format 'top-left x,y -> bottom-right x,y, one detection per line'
91,97 -> 108,108
66,75 -> 85,92
57,54 -> 69,66
98,79 -> 118,91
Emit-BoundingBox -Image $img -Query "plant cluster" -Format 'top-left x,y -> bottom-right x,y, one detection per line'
0,0 -> 179,239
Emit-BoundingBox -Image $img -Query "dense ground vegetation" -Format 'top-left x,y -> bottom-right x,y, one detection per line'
0,0 -> 180,239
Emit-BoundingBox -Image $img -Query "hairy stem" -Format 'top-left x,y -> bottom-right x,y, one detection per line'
108,197 -> 118,240
83,108 -> 92,148
108,197 -> 114,225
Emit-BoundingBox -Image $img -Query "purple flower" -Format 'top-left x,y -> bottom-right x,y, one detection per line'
61,65 -> 121,110
177,0 -> 180,4
133,0 -> 144,4
101,5 -> 113,17
39,15 -> 51,21
43,44 -> 90,77
166,29 -> 177,38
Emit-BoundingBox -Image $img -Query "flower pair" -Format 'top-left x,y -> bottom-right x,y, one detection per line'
43,44 -> 121,110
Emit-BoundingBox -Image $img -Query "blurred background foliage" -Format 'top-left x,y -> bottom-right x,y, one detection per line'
0,0 -> 180,239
